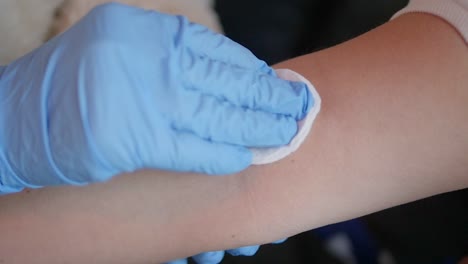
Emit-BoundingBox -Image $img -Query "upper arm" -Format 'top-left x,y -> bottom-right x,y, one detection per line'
244,12 -> 468,243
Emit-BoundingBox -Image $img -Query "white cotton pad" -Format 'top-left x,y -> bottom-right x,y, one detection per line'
251,68 -> 321,165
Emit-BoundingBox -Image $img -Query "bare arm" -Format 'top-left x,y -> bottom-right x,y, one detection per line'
0,13 -> 467,264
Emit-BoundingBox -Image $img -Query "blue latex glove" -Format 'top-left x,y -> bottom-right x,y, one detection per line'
166,239 -> 287,264
0,3 -> 312,194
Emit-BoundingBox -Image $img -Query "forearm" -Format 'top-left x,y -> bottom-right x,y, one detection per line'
0,13 -> 467,264
0,171 -> 252,263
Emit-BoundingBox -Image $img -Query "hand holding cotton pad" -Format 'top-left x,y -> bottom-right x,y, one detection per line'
0,5 -> 314,194
251,69 -> 322,165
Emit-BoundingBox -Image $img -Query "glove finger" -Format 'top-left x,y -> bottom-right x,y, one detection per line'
272,238 -> 288,244
227,245 -> 260,257
192,251 -> 225,264
164,131 -> 252,175
176,91 -> 298,147
183,56 -> 313,120
165,259 -> 188,264
185,22 -> 273,74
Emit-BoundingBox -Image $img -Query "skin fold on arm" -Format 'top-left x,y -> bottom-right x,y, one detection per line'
0,13 -> 467,264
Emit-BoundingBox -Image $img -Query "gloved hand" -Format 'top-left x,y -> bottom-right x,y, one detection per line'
167,239 -> 287,264
0,3 -> 312,194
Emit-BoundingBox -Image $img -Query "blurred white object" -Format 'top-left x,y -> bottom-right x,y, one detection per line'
46,0 -> 222,40
324,233 -> 357,264
0,0 -> 220,65
378,250 -> 397,264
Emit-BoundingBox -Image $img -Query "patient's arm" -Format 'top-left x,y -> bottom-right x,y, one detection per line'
0,13 -> 467,264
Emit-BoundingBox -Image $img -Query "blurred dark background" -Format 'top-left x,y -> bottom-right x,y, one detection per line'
192,0 -> 468,263
216,0 -> 408,64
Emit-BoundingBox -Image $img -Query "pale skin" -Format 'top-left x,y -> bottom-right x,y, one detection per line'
0,13 -> 467,264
